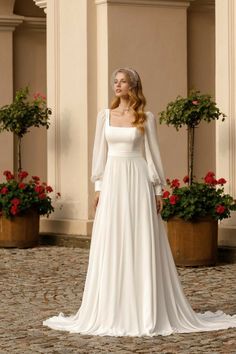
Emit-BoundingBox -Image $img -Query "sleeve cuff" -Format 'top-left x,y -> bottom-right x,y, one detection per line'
95,179 -> 103,192
153,184 -> 162,196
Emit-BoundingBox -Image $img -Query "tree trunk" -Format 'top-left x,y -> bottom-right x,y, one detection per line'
17,136 -> 22,172
188,126 -> 195,185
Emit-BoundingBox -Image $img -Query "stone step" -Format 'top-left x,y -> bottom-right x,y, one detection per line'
39,233 -> 236,264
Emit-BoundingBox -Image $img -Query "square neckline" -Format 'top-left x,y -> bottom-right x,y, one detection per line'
108,109 -> 137,129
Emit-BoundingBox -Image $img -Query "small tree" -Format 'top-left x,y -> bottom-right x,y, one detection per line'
159,90 -> 226,185
0,87 -> 52,172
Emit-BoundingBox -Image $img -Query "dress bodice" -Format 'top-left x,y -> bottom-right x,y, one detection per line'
105,109 -> 144,157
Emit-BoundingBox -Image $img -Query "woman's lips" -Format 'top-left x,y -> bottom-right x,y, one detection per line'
116,89 -> 121,92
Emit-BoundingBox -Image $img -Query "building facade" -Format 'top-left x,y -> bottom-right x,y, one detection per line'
0,0 -> 235,247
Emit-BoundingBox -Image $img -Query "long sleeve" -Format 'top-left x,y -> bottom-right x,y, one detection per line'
90,109 -> 108,192
144,111 -> 166,195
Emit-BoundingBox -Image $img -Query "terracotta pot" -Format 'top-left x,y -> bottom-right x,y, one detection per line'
167,216 -> 218,266
0,209 -> 40,248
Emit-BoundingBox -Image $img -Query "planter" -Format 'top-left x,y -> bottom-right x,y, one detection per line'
0,209 -> 39,248
167,216 -> 218,266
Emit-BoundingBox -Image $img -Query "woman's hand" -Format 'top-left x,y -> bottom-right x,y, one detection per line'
93,191 -> 100,211
155,195 -> 163,214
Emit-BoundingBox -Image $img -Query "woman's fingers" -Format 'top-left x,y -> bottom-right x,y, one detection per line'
155,196 -> 163,214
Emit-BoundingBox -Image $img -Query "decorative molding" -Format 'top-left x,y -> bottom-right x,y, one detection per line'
33,0 -> 47,13
95,0 -> 191,8
189,0 -> 215,12
20,17 -> 46,31
0,15 -> 24,31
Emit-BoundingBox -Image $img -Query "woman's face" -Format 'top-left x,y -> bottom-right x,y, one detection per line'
113,72 -> 131,98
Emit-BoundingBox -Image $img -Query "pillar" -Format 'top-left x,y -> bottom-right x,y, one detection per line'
216,0 -> 236,246
37,0 -> 97,235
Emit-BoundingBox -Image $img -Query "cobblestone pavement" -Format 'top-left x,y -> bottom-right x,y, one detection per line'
0,245 -> 236,354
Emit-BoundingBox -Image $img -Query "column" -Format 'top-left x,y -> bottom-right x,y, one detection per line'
38,0 -> 97,236
216,0 -> 236,246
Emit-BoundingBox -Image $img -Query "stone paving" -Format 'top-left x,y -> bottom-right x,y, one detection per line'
0,245 -> 236,354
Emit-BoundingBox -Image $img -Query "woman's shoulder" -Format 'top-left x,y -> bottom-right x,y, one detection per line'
144,111 -> 156,123
96,108 -> 108,121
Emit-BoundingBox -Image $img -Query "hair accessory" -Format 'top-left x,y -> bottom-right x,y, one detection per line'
110,67 -> 139,89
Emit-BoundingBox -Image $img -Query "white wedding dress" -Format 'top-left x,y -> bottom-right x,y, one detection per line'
43,108 -> 236,336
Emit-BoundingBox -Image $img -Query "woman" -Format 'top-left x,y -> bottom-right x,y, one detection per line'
43,67 -> 236,336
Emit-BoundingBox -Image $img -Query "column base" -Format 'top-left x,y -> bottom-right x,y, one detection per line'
40,217 -> 93,236
218,225 -> 236,247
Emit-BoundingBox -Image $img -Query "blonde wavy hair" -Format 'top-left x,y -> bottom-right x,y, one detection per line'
109,68 -> 147,134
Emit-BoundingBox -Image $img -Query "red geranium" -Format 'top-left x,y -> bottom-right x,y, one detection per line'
45,186 -> 53,193
11,198 -> 20,206
204,172 -> 217,185
171,179 -> 180,189
169,195 -> 179,205
34,185 -> 45,194
183,175 -> 189,184
3,170 -> 14,181
18,183 -> 26,190
215,205 -> 225,214
10,205 -> 18,215
38,193 -> 46,200
0,186 -> 8,195
162,190 -> 170,199
217,178 -> 226,185
18,171 -> 28,181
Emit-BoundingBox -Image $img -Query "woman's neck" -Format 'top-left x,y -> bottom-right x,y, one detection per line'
119,97 -> 130,109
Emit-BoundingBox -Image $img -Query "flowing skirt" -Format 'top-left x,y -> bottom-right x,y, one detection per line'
43,155 -> 236,336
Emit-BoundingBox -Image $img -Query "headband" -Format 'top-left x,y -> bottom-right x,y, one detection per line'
110,67 -> 139,89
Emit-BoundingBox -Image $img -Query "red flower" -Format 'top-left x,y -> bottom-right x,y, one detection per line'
169,195 -> 179,205
0,186 -> 8,195
10,205 -> 18,215
216,205 -> 226,214
217,178 -> 226,185
204,172 -> 217,185
56,192 -> 61,197
18,183 -> 26,190
11,198 -> 20,206
32,176 -> 40,181
192,100 -> 199,105
38,193 -> 46,200
34,185 -> 45,194
45,186 -> 53,193
183,175 -> 189,184
3,170 -> 14,181
162,190 -> 170,199
166,178 -> 171,185
171,179 -> 180,189
18,171 -> 28,180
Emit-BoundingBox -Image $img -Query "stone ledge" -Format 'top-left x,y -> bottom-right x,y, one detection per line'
39,232 -> 91,249
218,246 -> 236,264
40,233 -> 236,264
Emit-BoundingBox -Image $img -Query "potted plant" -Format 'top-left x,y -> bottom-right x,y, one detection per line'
159,90 -> 233,266
0,171 -> 57,247
161,173 -> 236,266
0,87 -> 54,248
159,90 -> 226,184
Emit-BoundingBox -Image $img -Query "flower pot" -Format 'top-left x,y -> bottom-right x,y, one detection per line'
0,209 -> 39,248
167,216 -> 218,266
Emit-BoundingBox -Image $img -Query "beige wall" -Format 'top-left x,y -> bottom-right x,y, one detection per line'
106,2 -> 189,182
13,24 -> 47,180
13,0 -> 47,180
187,1 -> 215,180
